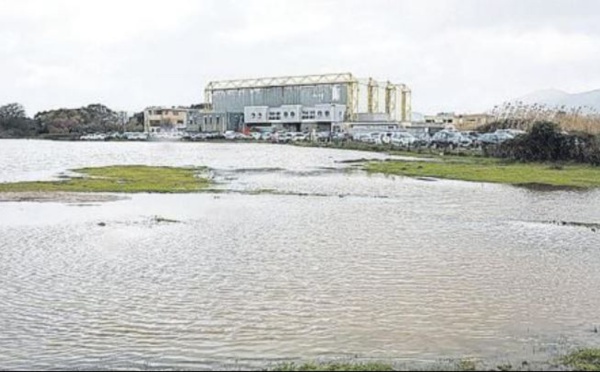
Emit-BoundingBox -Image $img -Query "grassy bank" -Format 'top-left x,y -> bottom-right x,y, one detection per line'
0,165 -> 211,193
273,349 -> 600,371
365,158 -> 600,189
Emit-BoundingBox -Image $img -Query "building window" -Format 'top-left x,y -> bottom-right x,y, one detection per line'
290,111 -> 296,118
216,117 -> 221,125
325,111 -> 330,117
251,113 -> 256,119
284,112 -> 289,118
317,111 -> 323,117
177,120 -> 184,124
258,113 -> 262,119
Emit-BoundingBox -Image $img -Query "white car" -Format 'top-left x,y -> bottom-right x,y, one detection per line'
390,132 -> 417,147
80,133 -> 106,141
291,132 -> 308,142
359,132 -> 380,144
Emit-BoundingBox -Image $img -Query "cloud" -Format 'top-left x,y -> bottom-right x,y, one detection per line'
1,0 -> 600,115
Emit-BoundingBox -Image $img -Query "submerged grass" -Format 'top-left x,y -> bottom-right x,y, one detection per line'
271,351 -> 600,371
561,349 -> 600,371
0,165 -> 211,193
275,362 -> 394,371
365,158 -> 600,188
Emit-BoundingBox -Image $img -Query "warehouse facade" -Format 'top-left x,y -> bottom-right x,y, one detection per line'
201,72 -> 411,132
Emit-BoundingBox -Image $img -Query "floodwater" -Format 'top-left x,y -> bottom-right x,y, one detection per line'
0,139 -> 599,370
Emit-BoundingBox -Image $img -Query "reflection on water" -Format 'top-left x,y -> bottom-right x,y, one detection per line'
0,140 -> 599,370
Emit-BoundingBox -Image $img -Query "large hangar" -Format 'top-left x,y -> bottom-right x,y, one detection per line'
202,72 -> 411,132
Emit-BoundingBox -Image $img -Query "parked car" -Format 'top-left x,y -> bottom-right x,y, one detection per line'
496,129 -> 526,137
80,133 -> 107,141
412,132 -> 432,147
352,132 -> 371,142
331,132 -> 350,142
317,131 -> 331,142
224,131 -> 237,140
374,132 -> 395,145
124,132 -> 148,141
250,132 -> 263,140
390,132 -> 417,147
358,132 -> 381,144
273,132 -> 293,143
461,131 -> 482,142
189,133 -> 207,141
292,132 -> 309,142
478,131 -> 515,145
430,130 -> 472,148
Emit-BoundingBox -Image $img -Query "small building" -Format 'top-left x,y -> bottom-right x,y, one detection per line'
456,114 -> 494,130
424,112 -> 457,126
144,106 -> 191,133
424,112 -> 494,131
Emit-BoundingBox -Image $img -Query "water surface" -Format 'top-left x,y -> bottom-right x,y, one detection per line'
1,139 -> 599,370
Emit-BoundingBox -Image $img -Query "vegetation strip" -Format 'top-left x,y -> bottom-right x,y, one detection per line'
561,348 -> 600,371
273,349 -> 600,371
365,158 -> 600,188
0,166 -> 211,193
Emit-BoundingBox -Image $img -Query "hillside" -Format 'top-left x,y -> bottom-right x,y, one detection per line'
515,89 -> 600,113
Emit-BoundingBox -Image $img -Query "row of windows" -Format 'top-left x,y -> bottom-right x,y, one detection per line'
251,110 -> 333,121
203,116 -> 221,125
151,110 -> 186,116
149,119 -> 184,126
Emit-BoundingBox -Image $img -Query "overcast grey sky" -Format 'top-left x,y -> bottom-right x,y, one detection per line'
1,0 -> 599,116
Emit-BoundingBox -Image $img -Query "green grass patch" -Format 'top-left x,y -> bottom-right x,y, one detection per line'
365,158 -> 600,188
561,349 -> 600,371
275,361 -> 394,371
0,165 -> 211,193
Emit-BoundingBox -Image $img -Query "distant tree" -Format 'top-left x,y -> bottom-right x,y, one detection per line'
0,103 -> 39,138
0,103 -> 27,120
35,104 -> 123,134
123,111 -> 144,132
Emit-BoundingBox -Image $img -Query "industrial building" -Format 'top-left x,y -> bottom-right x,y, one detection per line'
200,72 -> 412,133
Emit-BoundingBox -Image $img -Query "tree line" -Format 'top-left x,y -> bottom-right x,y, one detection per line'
0,103 -> 144,138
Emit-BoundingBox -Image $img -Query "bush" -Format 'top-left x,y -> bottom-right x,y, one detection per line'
489,121 -> 600,165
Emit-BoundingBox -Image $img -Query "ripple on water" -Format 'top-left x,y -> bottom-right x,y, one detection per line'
1,140 -> 600,370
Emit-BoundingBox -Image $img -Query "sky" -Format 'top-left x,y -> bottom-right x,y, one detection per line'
1,0 -> 600,116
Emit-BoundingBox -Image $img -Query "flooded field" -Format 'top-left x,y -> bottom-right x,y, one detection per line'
1,139 -> 599,370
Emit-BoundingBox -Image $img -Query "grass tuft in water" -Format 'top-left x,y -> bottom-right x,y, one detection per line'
0,165 -> 211,193
561,349 -> 600,371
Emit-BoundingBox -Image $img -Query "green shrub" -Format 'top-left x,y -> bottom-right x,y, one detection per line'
489,121 -> 600,165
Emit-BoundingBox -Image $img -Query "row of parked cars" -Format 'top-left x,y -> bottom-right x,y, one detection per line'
351,128 -> 526,149
81,128 -> 526,148
80,132 -> 149,141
